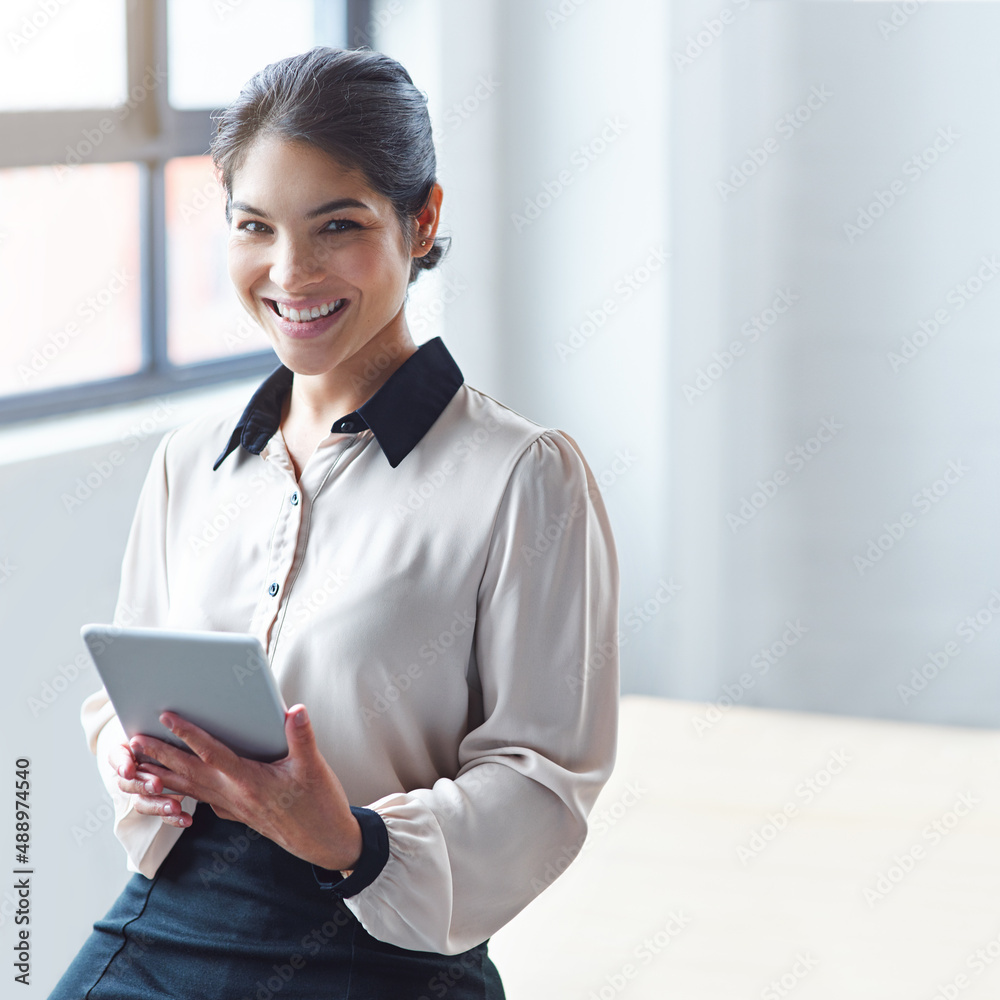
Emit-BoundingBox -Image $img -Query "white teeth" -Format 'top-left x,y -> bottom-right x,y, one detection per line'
275,299 -> 343,322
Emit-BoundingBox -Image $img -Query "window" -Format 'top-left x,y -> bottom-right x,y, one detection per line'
0,0 -> 371,425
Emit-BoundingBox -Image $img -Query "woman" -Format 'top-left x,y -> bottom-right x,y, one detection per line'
50,46 -> 619,999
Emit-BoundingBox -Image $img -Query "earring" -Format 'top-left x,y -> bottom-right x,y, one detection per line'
420,240 -> 427,246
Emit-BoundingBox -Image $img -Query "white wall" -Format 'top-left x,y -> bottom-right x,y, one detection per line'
669,0 -> 1000,727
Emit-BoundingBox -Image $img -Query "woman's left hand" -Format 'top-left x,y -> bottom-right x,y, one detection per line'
129,704 -> 363,872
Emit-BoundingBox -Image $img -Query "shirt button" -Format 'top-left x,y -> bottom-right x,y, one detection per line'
290,491 -> 299,505
268,582 -> 279,597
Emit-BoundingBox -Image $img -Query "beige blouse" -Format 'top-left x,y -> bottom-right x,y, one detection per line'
80,337 -> 620,955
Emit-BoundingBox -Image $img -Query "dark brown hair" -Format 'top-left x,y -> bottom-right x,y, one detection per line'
210,46 -> 448,284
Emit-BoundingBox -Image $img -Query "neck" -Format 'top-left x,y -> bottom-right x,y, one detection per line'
284,320 -> 418,428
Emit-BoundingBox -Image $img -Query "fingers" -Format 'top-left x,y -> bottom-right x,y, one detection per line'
132,792 -> 192,827
106,736 -> 193,827
116,770 -> 159,796
108,740 -> 140,781
283,704 -> 318,761
148,713 -> 239,774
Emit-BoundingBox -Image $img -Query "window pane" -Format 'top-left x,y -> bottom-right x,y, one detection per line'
165,155 -> 272,365
0,0 -> 127,111
166,0 -> 345,111
0,164 -> 141,397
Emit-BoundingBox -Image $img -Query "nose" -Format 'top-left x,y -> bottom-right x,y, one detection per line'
269,234 -> 325,291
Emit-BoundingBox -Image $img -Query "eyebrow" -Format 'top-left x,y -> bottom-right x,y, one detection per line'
230,198 -> 373,219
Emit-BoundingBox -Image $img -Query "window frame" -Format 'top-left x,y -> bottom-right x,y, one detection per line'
0,0 -> 372,426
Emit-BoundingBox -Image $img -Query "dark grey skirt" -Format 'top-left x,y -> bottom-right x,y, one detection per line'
49,803 -> 505,999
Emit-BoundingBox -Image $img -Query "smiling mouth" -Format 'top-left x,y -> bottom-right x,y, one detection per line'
266,298 -> 348,323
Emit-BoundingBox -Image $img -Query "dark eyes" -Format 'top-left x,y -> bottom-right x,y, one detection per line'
234,218 -> 360,234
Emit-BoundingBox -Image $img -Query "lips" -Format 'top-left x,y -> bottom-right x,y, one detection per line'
266,298 -> 348,323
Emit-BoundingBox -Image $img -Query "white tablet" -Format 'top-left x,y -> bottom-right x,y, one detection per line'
80,624 -> 289,768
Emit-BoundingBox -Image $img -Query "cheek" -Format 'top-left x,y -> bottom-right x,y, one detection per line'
227,242 -> 263,294
348,240 -> 412,294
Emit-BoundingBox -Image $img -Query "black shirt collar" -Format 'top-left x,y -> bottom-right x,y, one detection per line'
212,337 -> 464,472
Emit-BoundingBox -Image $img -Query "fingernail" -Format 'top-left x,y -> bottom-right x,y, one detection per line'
295,708 -> 308,727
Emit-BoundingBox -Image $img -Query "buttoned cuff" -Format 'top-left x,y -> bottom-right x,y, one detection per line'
310,806 -> 389,898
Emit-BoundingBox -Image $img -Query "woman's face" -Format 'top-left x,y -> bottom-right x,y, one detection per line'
226,134 -> 431,378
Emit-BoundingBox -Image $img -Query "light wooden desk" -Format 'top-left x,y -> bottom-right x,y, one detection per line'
489,695 -> 1000,999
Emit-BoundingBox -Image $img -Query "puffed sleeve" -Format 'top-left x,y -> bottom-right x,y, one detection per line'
79,427 -> 197,877
340,428 -> 620,954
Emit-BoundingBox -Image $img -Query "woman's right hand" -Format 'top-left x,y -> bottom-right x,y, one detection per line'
108,739 -> 192,828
